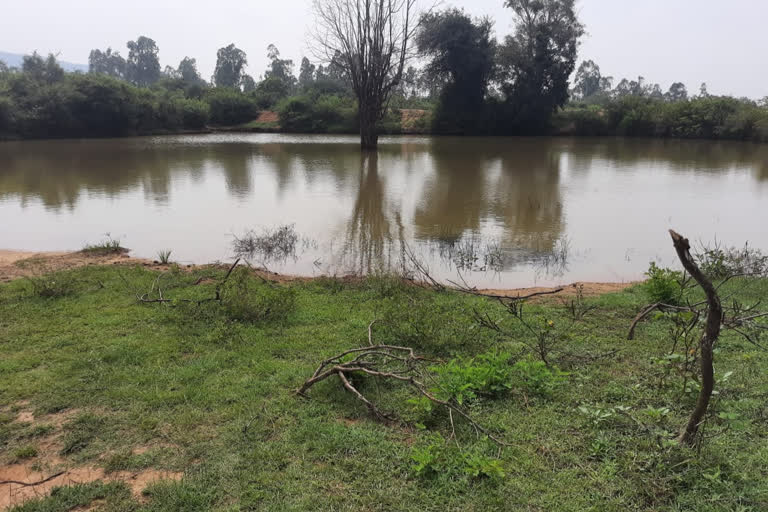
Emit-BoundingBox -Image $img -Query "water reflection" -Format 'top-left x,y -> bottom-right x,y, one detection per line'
1,134 -> 767,287
343,152 -> 393,274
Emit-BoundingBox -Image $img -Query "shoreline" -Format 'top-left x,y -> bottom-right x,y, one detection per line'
0,249 -> 637,297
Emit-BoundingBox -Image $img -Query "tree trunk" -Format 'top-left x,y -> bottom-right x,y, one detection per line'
359,110 -> 379,150
669,230 -> 722,445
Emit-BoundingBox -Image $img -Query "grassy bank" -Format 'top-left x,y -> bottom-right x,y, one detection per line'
1,264 -> 767,511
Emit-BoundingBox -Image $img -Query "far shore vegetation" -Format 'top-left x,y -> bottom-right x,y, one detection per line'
1,2 -> 767,144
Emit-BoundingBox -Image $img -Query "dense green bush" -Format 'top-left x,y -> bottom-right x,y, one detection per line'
0,67 -> 213,138
0,96 -> 15,133
377,292 -> 470,352
433,352 -> 566,404
276,94 -> 356,133
557,96 -> 768,142
552,104 -> 610,136
411,434 -> 504,482
642,262 -> 682,305
178,98 -> 210,129
205,88 -> 259,125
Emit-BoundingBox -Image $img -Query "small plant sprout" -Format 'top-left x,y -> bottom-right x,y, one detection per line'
157,250 -> 172,264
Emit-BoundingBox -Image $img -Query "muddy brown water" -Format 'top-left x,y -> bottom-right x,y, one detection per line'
1,134 -> 767,288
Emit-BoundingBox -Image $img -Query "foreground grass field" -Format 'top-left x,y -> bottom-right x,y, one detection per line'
0,264 -> 767,511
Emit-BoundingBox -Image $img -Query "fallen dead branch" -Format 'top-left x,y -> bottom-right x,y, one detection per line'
296,343 -> 509,446
134,258 -> 241,305
0,471 -> 65,487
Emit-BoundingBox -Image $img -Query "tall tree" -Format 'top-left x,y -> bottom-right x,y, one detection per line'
214,44 -> 248,88
311,0 -> 418,149
22,52 -> 64,83
416,9 -> 496,133
89,48 -> 127,79
573,60 -> 602,99
177,57 -> 203,84
498,0 -> 584,132
397,65 -> 419,98
299,57 -> 316,87
665,82 -> 688,102
265,44 -> 296,85
241,74 -> 257,92
126,36 -> 161,86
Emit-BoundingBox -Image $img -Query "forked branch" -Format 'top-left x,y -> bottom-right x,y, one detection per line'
297,342 -> 508,446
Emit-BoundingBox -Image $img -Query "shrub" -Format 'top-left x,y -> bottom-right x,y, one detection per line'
206,89 -> 259,125
411,434 -> 504,482
511,359 -> 567,399
276,94 -> 356,133
697,243 -> 768,280
12,445 -> 38,460
553,104 -> 610,136
377,292 -> 469,351
276,96 -> 314,132
177,98 -> 210,129
24,272 -> 78,298
82,235 -> 124,255
157,250 -> 173,264
433,352 -> 567,403
220,268 -> 296,324
433,351 -> 515,404
0,96 -> 14,133
643,262 -> 682,305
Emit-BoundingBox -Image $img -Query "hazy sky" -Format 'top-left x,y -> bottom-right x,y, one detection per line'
2,0 -> 765,98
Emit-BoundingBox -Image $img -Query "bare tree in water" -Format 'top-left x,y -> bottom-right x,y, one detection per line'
311,0 -> 419,149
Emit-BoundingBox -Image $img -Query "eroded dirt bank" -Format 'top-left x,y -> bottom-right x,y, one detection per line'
0,249 -> 636,297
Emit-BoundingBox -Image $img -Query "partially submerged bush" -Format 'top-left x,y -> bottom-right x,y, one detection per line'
233,224 -> 303,265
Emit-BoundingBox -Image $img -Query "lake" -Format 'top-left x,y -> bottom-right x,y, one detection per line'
1,134 -> 767,288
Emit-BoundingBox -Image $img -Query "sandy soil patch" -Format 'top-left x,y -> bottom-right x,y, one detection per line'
255,111 -> 279,124
478,281 -> 636,300
399,109 -> 429,133
0,465 -> 182,509
0,250 -> 155,283
1,404 -> 181,510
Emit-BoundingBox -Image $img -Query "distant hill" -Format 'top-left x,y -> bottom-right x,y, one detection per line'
0,51 -> 88,73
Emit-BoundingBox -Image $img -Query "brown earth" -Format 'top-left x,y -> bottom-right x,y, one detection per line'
255,111 -> 279,124
399,109 -> 429,133
478,281 -> 636,300
0,249 -> 154,283
0,403 -> 182,510
0,250 -> 636,298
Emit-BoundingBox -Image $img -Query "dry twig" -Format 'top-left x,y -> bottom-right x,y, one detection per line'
296,343 -> 508,446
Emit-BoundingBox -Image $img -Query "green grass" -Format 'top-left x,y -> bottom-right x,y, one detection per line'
1,266 -> 767,511
81,236 -> 125,256
238,120 -> 281,132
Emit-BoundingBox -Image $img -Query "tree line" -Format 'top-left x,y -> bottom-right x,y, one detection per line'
1,0 -> 767,145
